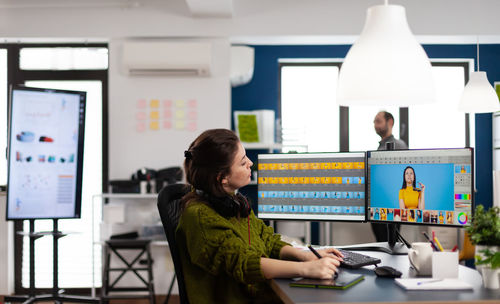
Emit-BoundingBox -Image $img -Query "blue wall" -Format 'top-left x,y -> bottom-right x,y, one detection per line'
233,44 -> 500,210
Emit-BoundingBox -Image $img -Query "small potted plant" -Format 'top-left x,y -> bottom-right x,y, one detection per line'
465,205 -> 500,289
475,248 -> 500,289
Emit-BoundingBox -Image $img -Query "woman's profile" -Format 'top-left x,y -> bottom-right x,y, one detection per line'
399,166 -> 425,209
176,129 -> 343,303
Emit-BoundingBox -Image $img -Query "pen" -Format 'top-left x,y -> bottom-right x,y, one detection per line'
422,232 -> 439,251
417,279 -> 443,285
433,236 -> 444,252
308,245 -> 322,259
308,245 -> 340,279
451,245 -> 458,252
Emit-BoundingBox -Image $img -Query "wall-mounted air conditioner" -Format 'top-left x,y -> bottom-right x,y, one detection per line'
230,45 -> 254,87
122,41 -> 212,76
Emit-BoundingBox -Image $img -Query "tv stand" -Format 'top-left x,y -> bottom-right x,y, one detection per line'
5,219 -> 98,303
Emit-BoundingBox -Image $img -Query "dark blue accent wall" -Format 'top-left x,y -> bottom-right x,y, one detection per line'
233,44 -> 500,210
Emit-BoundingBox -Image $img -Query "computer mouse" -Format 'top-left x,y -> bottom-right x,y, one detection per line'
374,266 -> 402,278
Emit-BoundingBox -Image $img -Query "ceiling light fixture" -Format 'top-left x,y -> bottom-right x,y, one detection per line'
337,1 -> 435,106
458,37 -> 500,113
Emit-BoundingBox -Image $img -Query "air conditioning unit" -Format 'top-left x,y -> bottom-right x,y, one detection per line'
230,45 -> 254,87
122,41 -> 212,76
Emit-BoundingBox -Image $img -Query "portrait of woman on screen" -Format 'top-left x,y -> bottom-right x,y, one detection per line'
399,166 -> 425,209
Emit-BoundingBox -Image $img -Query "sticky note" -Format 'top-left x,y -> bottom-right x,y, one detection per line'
137,99 -> 147,109
163,121 -> 172,129
188,99 -> 197,108
163,110 -> 172,118
136,112 -> 147,120
136,122 -> 146,132
150,111 -> 160,119
150,99 -> 160,108
174,121 -> 185,130
187,111 -> 197,120
150,121 -> 159,130
163,100 -> 172,108
175,100 -> 186,108
175,110 -> 186,119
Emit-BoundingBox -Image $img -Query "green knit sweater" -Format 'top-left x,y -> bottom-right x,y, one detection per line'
176,201 -> 290,304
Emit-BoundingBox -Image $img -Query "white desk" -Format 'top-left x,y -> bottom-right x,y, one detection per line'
271,250 -> 500,304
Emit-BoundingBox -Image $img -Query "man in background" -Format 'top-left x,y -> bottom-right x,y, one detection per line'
371,111 -> 408,241
374,111 -> 408,151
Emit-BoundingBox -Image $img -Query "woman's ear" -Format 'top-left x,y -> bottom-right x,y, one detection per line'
219,173 -> 229,186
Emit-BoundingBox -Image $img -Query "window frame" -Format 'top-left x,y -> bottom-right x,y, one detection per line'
278,60 -> 471,151
4,43 -> 109,295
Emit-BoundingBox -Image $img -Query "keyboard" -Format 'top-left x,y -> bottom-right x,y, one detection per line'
338,249 -> 381,269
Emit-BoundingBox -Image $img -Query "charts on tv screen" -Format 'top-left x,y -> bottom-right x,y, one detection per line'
7,87 -> 85,219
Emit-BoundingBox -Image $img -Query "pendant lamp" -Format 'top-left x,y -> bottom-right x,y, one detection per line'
458,40 -> 500,113
337,3 -> 435,106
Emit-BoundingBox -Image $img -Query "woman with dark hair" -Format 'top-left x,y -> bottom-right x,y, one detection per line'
177,129 -> 343,304
399,166 -> 425,209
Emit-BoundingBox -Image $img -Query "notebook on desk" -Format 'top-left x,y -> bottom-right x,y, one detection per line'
395,278 -> 473,290
290,272 -> 364,290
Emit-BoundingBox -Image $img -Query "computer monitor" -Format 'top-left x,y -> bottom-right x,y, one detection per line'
257,152 -> 366,221
366,148 -> 474,253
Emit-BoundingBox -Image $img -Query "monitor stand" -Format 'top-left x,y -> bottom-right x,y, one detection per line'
337,224 -> 410,255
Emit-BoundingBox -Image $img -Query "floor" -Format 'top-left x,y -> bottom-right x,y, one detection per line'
0,295 -> 180,304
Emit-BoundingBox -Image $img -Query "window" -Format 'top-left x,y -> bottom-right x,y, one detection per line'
6,44 -> 108,293
22,80 -> 103,288
20,47 -> 108,70
280,62 -> 340,152
280,61 -> 472,153
409,63 -> 473,149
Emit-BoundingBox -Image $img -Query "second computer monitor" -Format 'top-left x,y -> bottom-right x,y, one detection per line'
367,148 -> 473,227
257,152 -> 366,221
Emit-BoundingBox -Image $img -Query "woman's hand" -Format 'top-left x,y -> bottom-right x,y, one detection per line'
302,247 -> 344,262
301,257 -> 340,279
418,182 -> 425,191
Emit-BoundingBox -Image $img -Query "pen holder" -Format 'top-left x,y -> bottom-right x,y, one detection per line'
432,251 -> 458,279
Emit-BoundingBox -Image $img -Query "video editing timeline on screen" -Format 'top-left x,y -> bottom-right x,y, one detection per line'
367,148 -> 473,227
257,152 -> 366,221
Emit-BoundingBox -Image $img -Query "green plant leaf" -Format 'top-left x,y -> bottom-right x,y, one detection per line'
466,205 -> 500,246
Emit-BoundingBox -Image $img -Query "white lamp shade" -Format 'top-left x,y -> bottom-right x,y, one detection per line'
337,5 -> 435,106
458,71 -> 500,113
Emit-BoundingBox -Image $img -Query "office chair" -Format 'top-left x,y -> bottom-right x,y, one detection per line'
156,167 -> 183,193
157,183 -> 190,304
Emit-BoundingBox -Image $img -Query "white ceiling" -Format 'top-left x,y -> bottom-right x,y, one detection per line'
184,0 -> 233,18
0,0 -> 499,43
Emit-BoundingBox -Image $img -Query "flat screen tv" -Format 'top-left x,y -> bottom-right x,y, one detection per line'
6,85 -> 86,220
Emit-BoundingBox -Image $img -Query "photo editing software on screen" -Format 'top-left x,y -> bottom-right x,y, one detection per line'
367,148 -> 473,227
257,152 -> 366,221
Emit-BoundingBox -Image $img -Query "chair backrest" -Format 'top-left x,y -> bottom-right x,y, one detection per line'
157,183 -> 190,304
